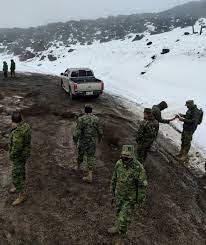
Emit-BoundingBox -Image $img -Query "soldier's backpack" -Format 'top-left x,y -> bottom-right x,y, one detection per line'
197,108 -> 204,125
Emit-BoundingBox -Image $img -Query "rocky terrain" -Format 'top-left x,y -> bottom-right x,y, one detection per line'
0,73 -> 206,245
1,1 -> 206,59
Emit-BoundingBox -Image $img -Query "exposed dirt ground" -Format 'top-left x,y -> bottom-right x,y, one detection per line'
0,74 -> 206,245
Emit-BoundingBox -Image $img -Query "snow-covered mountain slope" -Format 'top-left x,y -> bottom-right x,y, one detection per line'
1,19 -> 206,157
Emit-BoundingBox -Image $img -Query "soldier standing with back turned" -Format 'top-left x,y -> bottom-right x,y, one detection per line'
73,104 -> 103,183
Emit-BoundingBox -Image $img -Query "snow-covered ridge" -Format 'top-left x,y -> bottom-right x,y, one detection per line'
0,20 -> 206,160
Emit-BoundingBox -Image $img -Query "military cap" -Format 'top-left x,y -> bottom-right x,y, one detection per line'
144,108 -> 152,114
185,100 -> 194,106
121,145 -> 135,158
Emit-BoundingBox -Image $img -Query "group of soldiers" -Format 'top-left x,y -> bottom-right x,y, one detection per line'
3,60 -> 16,79
8,99 -> 203,245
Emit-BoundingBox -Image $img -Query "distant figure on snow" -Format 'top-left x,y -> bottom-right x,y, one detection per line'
10,59 -> 16,78
3,61 -> 8,80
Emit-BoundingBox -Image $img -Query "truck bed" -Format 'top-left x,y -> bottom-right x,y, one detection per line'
70,77 -> 101,84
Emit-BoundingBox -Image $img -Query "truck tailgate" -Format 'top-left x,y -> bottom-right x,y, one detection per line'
77,82 -> 102,92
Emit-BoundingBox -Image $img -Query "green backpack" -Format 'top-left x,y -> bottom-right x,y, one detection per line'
197,108 -> 204,125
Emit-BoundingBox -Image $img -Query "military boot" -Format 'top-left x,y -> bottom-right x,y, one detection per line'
12,192 -> 27,206
179,148 -> 189,162
108,226 -> 119,235
176,148 -> 184,158
179,153 -> 189,162
115,238 -> 125,245
83,171 -> 93,183
9,184 -> 17,194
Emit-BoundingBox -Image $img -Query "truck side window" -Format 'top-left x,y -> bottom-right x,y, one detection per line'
86,71 -> 93,77
71,72 -> 78,77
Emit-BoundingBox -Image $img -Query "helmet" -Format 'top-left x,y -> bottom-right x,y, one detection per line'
121,145 -> 134,158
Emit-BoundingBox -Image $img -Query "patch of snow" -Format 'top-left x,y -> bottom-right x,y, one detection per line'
0,19 -> 206,170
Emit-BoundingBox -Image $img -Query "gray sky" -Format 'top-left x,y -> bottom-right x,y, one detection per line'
0,0 -> 200,28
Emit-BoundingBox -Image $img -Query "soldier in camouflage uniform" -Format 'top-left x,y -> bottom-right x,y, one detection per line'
10,59 -> 16,78
9,111 -> 31,206
108,145 -> 148,245
136,108 -> 159,162
73,105 -> 102,183
176,100 -> 201,161
3,61 -> 8,80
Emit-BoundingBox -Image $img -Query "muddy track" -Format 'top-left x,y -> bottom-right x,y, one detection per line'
0,74 -> 206,245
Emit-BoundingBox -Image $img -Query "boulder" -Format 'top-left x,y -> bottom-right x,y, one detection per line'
147,41 -> 152,46
132,34 -> 144,42
161,49 -> 170,55
19,51 -> 36,61
151,55 -> 156,60
48,54 -> 57,61
68,49 -> 75,53
40,55 -> 46,61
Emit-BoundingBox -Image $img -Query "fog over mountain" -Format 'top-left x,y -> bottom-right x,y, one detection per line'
0,0 -> 201,28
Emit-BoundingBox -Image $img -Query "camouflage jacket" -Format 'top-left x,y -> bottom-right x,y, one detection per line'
112,158 -> 148,204
73,113 -> 103,146
136,119 -> 159,145
9,121 -> 31,161
181,105 -> 200,131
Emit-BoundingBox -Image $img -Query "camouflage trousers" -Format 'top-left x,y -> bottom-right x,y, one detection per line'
115,200 -> 136,237
77,143 -> 96,171
11,159 -> 26,192
136,142 -> 153,163
181,130 -> 194,154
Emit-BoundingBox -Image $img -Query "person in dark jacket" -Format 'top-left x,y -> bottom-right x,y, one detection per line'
3,61 -> 8,80
10,59 -> 16,78
176,100 -> 200,161
152,101 -> 175,124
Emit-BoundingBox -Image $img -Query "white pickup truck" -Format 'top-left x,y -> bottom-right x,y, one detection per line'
60,68 -> 104,99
